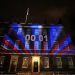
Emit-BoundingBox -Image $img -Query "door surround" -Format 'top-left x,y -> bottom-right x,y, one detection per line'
32,56 -> 40,72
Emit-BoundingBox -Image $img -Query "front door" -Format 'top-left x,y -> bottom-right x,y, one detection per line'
33,61 -> 38,72
32,56 -> 40,72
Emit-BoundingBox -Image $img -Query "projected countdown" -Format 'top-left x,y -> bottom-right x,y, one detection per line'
0,23 -> 74,54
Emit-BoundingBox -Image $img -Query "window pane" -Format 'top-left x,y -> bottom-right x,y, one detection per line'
56,57 -> 62,68
68,57 -> 74,68
22,57 -> 29,68
0,56 -> 5,65
43,57 -> 49,68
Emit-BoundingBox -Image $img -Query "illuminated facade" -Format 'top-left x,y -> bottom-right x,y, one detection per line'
0,23 -> 75,74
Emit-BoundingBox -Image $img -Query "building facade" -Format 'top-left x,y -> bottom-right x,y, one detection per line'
0,23 -> 75,74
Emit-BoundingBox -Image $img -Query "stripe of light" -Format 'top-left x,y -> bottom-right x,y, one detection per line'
50,25 -> 62,48
31,24 -> 42,53
3,35 -> 24,53
10,32 -> 30,53
41,42 -> 46,53
10,23 -> 31,53
1,43 -> 8,52
14,42 -> 24,53
48,34 -> 67,54
3,38 -> 19,53
43,41 -> 48,53
64,46 -> 74,54
59,44 -> 73,54
3,35 -> 20,53
55,35 -> 72,54
1,43 -> 8,50
34,41 -> 39,53
31,24 -> 38,53
10,23 -> 25,45
59,44 -> 75,54
47,26 -> 51,52
25,41 -> 32,53
1,43 -> 13,54
34,29 -> 41,53
48,25 -> 62,53
41,28 -> 48,53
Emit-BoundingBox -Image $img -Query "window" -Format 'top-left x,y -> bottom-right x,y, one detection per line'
9,55 -> 18,72
22,57 -> 29,68
68,57 -> 74,68
43,57 -> 49,68
56,57 -> 62,68
0,56 -> 5,65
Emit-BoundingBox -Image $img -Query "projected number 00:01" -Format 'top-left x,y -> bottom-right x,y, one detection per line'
25,35 -> 47,41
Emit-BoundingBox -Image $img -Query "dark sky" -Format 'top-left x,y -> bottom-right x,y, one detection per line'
0,0 -> 75,44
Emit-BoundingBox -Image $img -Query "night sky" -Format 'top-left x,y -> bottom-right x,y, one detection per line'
0,0 -> 75,44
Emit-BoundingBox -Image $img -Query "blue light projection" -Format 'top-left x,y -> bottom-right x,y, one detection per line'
3,35 -> 23,53
47,25 -> 62,53
50,25 -> 62,48
25,41 -> 30,50
10,23 -> 32,53
10,23 -> 25,45
14,42 -> 23,53
64,47 -> 74,54
1,23 -> 74,55
54,35 -> 72,54
31,24 -> 42,53
4,35 -> 15,46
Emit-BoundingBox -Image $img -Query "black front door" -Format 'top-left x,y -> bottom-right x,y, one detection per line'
33,61 -> 38,72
